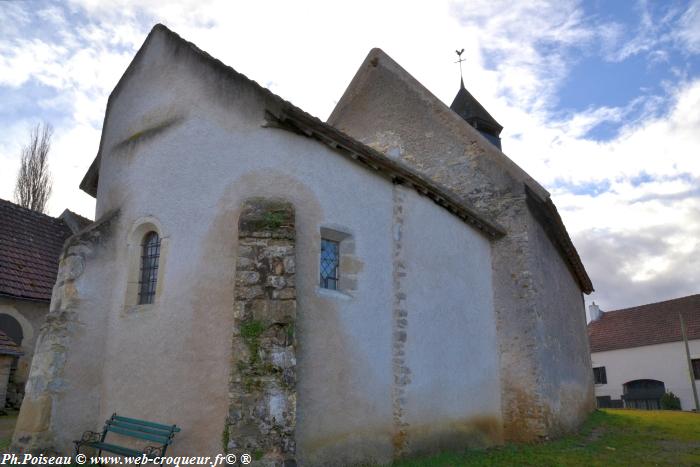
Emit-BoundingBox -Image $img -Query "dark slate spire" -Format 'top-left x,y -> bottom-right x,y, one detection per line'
450,78 -> 503,149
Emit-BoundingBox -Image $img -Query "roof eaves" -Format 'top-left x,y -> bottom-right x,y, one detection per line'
525,185 -> 593,293
84,24 -> 506,241
265,108 -> 507,240
79,156 -> 99,197
0,292 -> 51,304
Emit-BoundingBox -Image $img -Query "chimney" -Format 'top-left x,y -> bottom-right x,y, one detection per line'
588,302 -> 603,322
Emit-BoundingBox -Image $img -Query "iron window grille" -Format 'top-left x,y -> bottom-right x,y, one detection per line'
138,231 -> 161,304
320,238 -> 340,290
593,366 -> 607,385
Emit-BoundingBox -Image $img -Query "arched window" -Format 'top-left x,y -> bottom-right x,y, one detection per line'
138,231 -> 161,304
622,379 -> 666,410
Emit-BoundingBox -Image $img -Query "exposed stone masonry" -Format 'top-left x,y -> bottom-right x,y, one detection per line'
11,210 -> 119,453
227,199 -> 296,466
390,185 -> 411,457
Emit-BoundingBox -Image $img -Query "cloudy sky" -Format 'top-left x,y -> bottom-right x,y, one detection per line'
1,0 -> 698,311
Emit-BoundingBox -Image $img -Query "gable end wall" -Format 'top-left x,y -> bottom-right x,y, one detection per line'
328,49 -> 595,440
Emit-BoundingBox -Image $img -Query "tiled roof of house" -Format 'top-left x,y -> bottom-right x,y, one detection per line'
59,209 -> 93,234
0,329 -> 23,356
588,294 -> 700,353
67,210 -> 91,225
0,198 -> 75,301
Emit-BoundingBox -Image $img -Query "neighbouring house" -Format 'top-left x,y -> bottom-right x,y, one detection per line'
588,294 -> 700,411
0,198 -> 91,411
13,24 -> 595,463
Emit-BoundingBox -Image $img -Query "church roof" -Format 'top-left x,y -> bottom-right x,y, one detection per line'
328,47 -> 593,294
588,294 -> 700,352
450,79 -> 503,136
0,198 -> 75,301
79,24 -> 506,240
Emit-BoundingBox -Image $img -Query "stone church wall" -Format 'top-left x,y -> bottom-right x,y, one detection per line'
526,210 -> 595,436
13,28 -> 502,464
227,198 -> 297,464
396,186 -> 501,456
12,212 -> 118,453
328,48 -> 594,441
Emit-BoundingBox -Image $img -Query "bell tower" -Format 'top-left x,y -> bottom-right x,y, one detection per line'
450,78 -> 503,149
450,50 -> 503,149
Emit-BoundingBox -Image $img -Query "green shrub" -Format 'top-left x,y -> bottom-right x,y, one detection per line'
660,391 -> 682,410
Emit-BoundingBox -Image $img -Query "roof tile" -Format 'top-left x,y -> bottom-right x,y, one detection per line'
588,294 -> 700,352
0,198 -> 74,301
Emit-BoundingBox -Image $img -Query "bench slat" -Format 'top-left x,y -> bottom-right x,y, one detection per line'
107,425 -> 171,444
113,415 -> 180,432
110,419 -> 172,436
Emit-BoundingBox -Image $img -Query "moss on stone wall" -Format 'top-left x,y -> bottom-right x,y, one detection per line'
227,198 -> 297,463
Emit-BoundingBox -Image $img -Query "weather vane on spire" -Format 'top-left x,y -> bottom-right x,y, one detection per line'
455,48 -> 465,81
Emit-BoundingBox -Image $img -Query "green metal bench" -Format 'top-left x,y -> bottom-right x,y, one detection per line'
74,413 -> 180,460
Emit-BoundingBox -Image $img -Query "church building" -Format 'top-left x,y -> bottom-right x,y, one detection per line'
13,25 -> 595,465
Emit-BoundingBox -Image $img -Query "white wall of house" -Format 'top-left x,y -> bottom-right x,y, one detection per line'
591,339 -> 700,411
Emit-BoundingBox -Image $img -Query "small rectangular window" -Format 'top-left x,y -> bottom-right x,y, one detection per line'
320,238 -> 340,290
692,359 -> 700,380
593,366 -> 607,385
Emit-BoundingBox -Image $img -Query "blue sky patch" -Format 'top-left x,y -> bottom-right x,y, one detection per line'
555,179 -> 612,197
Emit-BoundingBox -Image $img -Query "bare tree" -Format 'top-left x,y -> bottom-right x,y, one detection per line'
14,122 -> 53,213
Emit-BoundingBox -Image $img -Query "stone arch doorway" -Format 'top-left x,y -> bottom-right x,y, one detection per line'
0,314 -> 24,348
622,379 -> 666,409
0,313 -> 25,408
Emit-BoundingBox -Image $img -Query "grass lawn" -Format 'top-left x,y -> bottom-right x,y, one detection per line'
0,411 -> 18,453
393,409 -> 700,466
0,409 -> 697,464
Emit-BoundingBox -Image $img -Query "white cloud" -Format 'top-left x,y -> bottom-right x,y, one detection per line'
675,0 -> 700,53
450,0 -> 596,111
